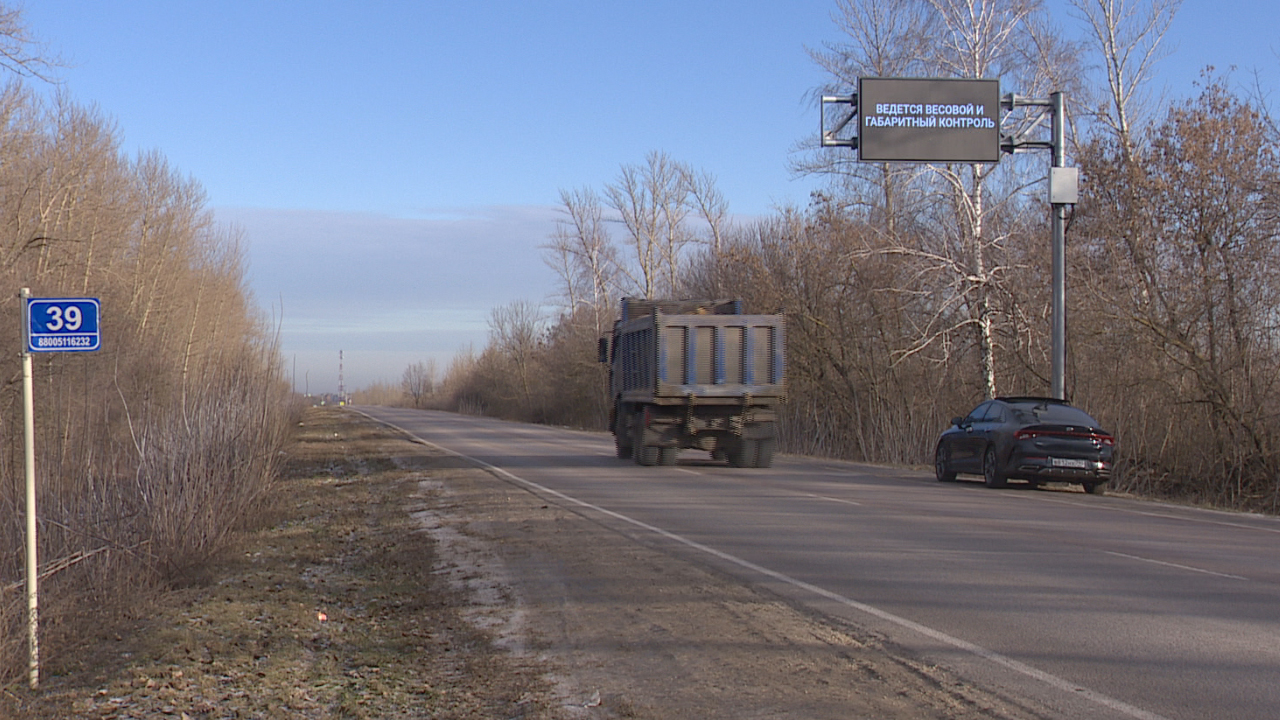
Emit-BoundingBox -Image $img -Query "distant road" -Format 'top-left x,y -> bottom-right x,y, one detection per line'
358,406 -> 1280,720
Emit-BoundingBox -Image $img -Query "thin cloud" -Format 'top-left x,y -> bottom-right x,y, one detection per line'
218,204 -> 560,391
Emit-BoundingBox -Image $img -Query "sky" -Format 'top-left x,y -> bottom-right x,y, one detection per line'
22,1 -> 1280,394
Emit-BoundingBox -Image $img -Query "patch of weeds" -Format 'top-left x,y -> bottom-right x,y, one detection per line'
1,407 -> 557,719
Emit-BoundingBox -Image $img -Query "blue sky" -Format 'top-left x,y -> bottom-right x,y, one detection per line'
24,1 -> 1280,393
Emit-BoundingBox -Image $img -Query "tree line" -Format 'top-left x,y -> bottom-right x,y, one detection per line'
427,0 -> 1280,514
0,9 -> 291,683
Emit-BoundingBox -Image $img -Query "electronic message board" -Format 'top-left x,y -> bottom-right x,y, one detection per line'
858,77 -> 1001,163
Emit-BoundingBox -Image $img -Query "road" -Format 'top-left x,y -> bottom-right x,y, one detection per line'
357,406 -> 1280,720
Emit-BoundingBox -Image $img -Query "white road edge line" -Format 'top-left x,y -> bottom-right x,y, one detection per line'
810,494 -> 862,506
1029,493 -> 1280,535
1104,551 -> 1248,581
365,413 -> 1171,720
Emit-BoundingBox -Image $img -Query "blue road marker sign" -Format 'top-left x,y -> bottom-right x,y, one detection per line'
26,297 -> 101,353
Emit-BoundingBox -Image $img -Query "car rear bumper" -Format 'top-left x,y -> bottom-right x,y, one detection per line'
1012,455 -> 1112,481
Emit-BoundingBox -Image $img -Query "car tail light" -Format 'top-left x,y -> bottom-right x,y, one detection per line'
1015,428 -> 1115,445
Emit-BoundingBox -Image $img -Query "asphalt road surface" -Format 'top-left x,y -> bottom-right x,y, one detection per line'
357,406 -> 1280,720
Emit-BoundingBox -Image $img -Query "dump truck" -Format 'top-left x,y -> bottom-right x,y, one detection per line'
599,298 -> 786,467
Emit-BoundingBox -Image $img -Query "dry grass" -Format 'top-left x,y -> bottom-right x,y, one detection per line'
0,407 -> 557,719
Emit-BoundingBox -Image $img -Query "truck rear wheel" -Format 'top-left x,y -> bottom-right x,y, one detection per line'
613,410 -> 632,459
727,439 -> 755,468
754,437 -> 776,468
659,447 -> 679,466
635,445 -> 660,466
633,410 -> 659,466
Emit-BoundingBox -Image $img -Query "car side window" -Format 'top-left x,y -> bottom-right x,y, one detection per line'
966,401 -> 992,424
984,404 -> 1005,423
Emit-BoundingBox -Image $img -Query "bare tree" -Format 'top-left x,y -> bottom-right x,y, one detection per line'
683,208 -> 968,464
0,4 -> 59,82
679,166 -> 732,295
1075,80 -> 1280,509
809,0 -> 1063,399
487,300 -> 545,414
0,73 -> 290,683
604,151 -> 693,297
929,0 -> 1052,398
543,187 -> 618,334
800,0 -> 935,230
1067,0 -> 1182,158
401,359 -> 437,408
535,159 -> 731,431
681,166 -> 729,255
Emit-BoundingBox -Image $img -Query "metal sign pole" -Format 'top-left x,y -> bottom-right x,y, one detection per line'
1050,92 -> 1067,400
1002,92 -> 1074,399
823,81 -> 1076,400
17,291 -> 102,689
19,287 -> 39,689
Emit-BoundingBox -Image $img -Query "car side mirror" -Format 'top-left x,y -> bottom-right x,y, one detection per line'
951,416 -> 965,427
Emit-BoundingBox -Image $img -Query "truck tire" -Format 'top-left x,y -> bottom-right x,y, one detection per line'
659,447 -> 679,466
635,445 -> 660,466
613,411 -> 632,459
633,410 -> 659,466
752,423 -> 777,468
727,439 -> 755,468
754,437 -> 776,468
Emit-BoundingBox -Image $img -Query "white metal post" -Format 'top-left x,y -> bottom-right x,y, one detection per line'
20,287 -> 39,689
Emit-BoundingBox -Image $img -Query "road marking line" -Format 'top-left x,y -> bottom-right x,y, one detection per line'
674,468 -> 701,476
365,414 -> 1170,720
1027,494 -> 1280,535
1104,551 -> 1248,581
810,494 -> 862,506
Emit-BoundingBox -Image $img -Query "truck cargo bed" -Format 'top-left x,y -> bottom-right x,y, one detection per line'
613,312 -> 786,404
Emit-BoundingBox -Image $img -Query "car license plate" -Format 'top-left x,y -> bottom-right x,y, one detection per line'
1051,457 -> 1093,469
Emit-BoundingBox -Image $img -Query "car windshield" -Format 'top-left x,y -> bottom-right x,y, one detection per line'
1009,402 -> 1098,427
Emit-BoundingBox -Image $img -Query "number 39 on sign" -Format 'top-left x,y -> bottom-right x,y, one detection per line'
25,297 -> 101,353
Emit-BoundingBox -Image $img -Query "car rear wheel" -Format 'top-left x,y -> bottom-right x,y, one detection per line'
935,445 -> 957,482
1083,481 -> 1106,495
983,446 -> 1007,488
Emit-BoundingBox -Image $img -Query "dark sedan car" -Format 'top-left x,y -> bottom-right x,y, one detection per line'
934,397 -> 1115,493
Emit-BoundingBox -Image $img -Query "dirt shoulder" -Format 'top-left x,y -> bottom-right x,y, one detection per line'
3,407 -> 1044,719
